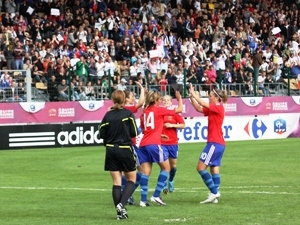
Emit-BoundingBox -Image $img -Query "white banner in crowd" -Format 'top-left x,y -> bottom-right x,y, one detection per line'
51,8 -> 60,16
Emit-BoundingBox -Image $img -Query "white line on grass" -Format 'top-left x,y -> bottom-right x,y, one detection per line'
164,218 -> 187,222
0,186 -> 299,195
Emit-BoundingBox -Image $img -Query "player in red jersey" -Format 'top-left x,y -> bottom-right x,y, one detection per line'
189,84 -> 228,204
161,95 -> 185,194
138,90 -> 183,206
122,81 -> 145,205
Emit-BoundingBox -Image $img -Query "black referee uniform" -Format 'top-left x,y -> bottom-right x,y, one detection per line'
99,107 -> 138,172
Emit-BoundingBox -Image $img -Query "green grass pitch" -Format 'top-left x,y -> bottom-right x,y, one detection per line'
0,139 -> 300,225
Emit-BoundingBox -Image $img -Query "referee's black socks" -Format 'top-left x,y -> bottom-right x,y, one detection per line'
120,181 -> 135,206
112,185 -> 122,207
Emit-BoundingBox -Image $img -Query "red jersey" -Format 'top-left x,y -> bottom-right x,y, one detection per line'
140,106 -> 176,146
203,103 -> 225,145
124,105 -> 138,145
161,114 -> 185,145
124,105 -> 138,113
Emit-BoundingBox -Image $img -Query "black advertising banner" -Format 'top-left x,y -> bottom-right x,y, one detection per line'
0,123 -> 102,150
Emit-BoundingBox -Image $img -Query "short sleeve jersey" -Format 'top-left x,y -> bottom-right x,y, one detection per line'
140,105 -> 176,146
161,114 -> 185,145
203,103 -> 225,145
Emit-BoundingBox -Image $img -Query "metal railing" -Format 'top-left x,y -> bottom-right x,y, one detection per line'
1,69 -> 299,103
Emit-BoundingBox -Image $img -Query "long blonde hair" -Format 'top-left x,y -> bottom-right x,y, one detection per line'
144,90 -> 161,108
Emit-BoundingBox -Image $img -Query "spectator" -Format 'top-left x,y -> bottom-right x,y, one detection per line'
3,43 -> 15,70
116,78 -> 127,91
84,81 -> 96,100
129,61 -> 138,78
48,75 -> 58,102
258,71 -> 269,96
252,49 -> 263,81
120,59 -> 130,81
32,65 -> 47,83
57,79 -> 69,101
76,56 -> 89,85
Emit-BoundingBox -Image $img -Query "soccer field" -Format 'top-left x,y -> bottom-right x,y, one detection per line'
0,139 -> 299,225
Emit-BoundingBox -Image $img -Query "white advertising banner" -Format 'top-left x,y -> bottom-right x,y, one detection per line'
176,113 -> 300,143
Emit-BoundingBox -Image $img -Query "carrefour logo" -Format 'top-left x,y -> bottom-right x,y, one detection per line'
244,118 -> 267,139
274,118 -> 286,135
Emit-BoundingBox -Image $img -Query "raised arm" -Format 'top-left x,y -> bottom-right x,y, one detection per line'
189,83 -> 209,109
174,91 -> 183,113
189,95 -> 204,113
135,81 -> 145,109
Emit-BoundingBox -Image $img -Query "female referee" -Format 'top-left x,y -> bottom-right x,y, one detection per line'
189,84 -> 228,204
99,90 -> 138,219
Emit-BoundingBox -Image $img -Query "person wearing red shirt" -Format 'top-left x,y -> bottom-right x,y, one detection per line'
189,84 -> 228,204
138,90 -> 183,206
159,74 -> 168,96
161,95 -> 185,194
122,82 -> 145,205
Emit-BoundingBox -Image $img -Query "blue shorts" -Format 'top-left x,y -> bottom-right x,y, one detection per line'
138,145 -> 168,164
199,142 -> 225,167
162,145 -> 178,159
132,145 -> 140,167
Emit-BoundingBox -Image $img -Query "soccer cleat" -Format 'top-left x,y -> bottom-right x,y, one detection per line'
139,201 -> 151,207
206,191 -> 221,199
116,203 -> 128,219
127,196 -> 135,205
169,181 -> 175,193
116,212 -> 122,220
150,196 -> 167,206
200,193 -> 218,204
212,198 -> 218,203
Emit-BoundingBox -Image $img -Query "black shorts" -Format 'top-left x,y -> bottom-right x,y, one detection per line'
104,144 -> 137,172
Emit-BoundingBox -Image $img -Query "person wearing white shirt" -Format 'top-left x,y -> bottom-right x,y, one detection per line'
141,52 -> 149,67
98,41 -> 109,53
136,59 -> 145,77
159,57 -> 169,72
96,57 -> 106,78
116,78 -> 127,91
105,57 -> 116,76
178,41 -> 186,54
259,59 -> 269,72
106,14 -> 115,39
39,46 -> 47,59
175,69 -> 184,85
183,50 -> 191,66
77,26 -> 87,44
257,71 -> 269,96
216,52 -> 227,71
263,47 -> 273,61
129,61 -> 138,77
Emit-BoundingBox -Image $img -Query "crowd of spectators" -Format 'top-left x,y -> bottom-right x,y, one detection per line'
0,0 -> 300,102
